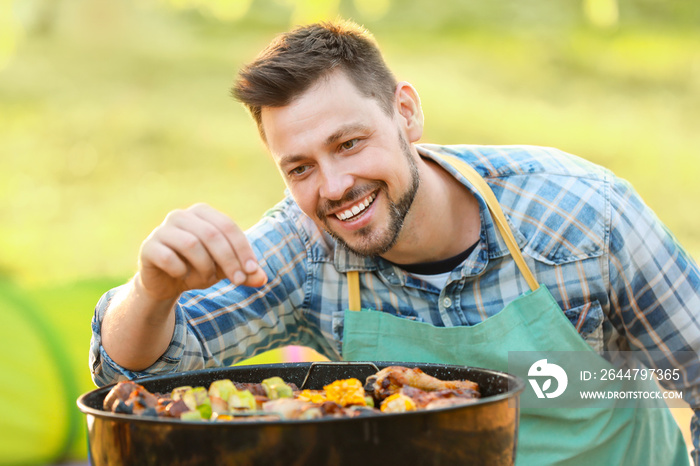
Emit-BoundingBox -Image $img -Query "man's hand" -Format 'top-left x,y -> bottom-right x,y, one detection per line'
101,203 -> 267,371
138,203 -> 268,301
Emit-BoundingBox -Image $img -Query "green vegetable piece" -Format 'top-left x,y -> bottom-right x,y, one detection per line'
171,386 -> 193,402
192,387 -> 210,405
228,389 -> 256,410
364,396 -> 375,408
262,377 -> 293,400
182,386 -> 210,411
196,403 -> 213,420
208,379 -> 236,402
180,409 -> 203,421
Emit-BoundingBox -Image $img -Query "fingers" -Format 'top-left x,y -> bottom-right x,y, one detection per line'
140,240 -> 189,281
244,266 -> 269,288
139,204 -> 268,295
154,225 -> 220,284
187,204 -> 264,284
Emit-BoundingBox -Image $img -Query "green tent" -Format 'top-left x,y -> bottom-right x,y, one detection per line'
0,280 -> 83,465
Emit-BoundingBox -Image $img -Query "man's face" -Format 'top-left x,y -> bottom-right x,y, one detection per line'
261,71 -> 421,257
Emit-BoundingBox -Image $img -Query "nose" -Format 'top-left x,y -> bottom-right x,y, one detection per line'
318,166 -> 353,201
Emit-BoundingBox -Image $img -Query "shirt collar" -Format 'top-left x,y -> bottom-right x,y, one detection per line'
333,245 -> 377,272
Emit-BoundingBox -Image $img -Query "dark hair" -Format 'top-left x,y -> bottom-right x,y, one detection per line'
231,20 -> 397,140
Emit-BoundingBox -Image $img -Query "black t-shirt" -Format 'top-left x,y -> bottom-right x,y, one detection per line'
388,241 -> 479,275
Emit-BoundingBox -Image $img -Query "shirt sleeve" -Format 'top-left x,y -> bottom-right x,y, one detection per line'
606,175 -> 700,461
89,285 -> 190,386
89,199 -> 313,387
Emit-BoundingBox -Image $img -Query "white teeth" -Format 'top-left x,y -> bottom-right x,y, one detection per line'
335,193 -> 376,221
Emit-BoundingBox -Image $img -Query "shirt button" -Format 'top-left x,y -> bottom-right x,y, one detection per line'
442,297 -> 452,308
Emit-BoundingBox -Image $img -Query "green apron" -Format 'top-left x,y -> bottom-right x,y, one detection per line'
342,154 -> 689,466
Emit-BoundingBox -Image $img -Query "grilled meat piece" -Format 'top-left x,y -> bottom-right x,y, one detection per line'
366,366 -> 480,400
424,397 -> 477,410
262,398 -> 313,419
164,398 -> 190,418
262,398 -> 375,420
103,380 -> 139,411
124,386 -> 159,415
104,382 -> 159,416
399,386 -> 479,409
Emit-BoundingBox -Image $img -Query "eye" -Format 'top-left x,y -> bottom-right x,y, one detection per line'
288,165 -> 310,177
340,139 -> 359,151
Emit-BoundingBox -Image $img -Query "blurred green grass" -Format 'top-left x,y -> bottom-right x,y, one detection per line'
1,0 -> 699,462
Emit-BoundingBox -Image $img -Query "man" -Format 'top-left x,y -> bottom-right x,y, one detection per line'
90,20 -> 699,465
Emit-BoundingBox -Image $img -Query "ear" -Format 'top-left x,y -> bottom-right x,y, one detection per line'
394,81 -> 424,143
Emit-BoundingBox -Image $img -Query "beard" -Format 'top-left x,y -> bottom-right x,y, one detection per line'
316,132 -> 420,257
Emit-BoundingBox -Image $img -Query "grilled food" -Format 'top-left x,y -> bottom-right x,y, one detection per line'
103,366 -> 480,421
367,366 -> 479,400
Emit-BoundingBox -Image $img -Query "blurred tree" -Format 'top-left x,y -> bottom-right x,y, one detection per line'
584,0 -> 619,29
206,0 -> 255,21
279,0 -> 341,25
0,0 -> 21,71
27,0 -> 60,35
352,0 -> 391,22
157,0 -> 359,25
161,0 -> 254,21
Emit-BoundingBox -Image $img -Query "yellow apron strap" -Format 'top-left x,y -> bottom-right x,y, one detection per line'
347,270 -> 361,311
439,154 -> 539,292
346,153 -> 539,310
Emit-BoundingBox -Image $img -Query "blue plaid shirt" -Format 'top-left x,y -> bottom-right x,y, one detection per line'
90,144 -> 700,457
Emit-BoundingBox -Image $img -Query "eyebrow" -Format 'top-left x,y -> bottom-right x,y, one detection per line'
279,153 -> 307,169
324,123 -> 371,146
279,123 -> 372,169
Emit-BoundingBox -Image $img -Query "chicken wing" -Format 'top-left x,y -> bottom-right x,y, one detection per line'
366,366 -> 479,400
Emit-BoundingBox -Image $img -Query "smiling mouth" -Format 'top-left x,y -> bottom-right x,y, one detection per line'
334,192 -> 377,221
